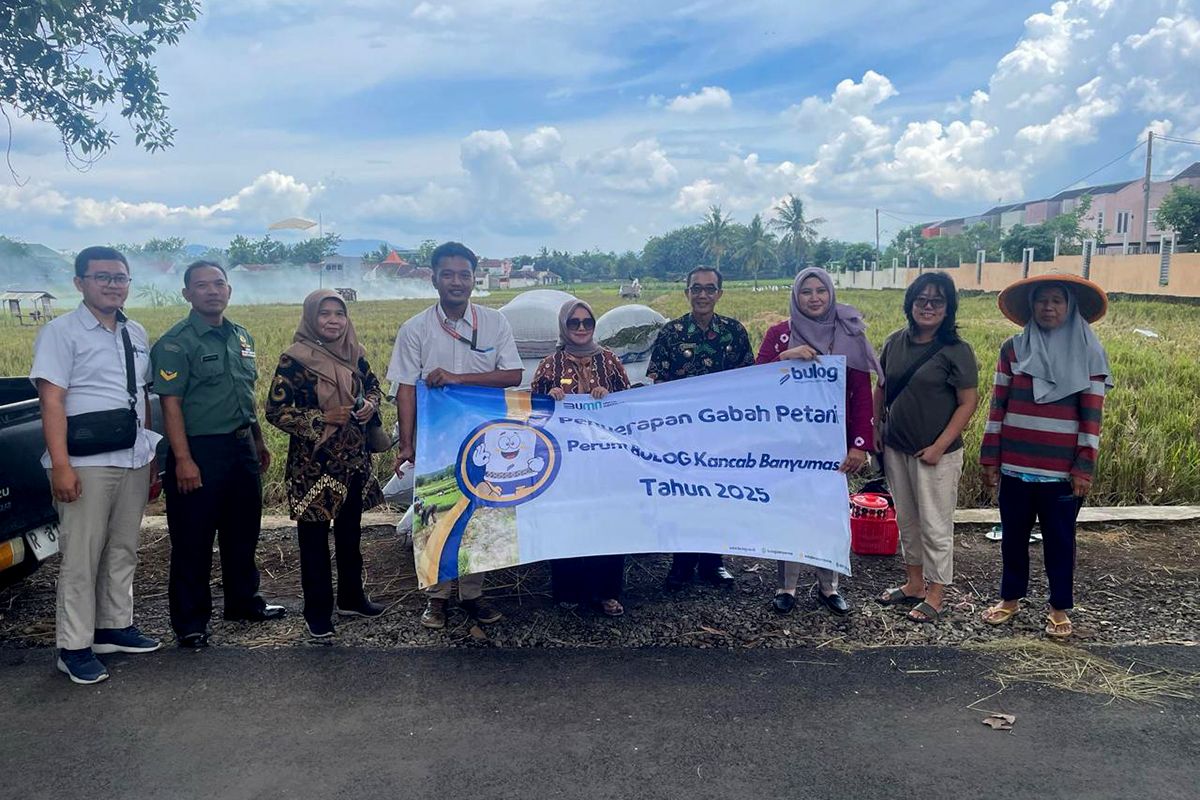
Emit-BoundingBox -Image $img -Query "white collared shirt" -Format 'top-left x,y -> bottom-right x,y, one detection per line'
386,302 -> 522,393
30,302 -> 162,469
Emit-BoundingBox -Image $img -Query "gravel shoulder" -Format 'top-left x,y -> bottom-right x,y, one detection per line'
2,520 -> 1197,650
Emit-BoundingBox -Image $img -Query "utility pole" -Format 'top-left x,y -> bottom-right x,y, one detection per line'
1140,131 -> 1153,254
875,208 -> 881,267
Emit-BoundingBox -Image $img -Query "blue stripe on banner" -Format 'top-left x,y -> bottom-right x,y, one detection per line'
438,502 -> 475,583
529,392 -> 555,424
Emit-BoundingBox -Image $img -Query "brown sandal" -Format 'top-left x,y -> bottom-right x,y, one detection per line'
983,604 -> 1019,625
1044,615 -> 1073,638
600,599 -> 624,617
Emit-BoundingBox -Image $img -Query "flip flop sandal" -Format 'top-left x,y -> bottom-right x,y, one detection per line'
1044,616 -> 1073,638
878,587 -> 924,606
983,604 -> 1019,625
908,601 -> 945,624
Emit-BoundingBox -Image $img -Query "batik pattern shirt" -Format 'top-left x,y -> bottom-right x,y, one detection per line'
645,312 -> 753,383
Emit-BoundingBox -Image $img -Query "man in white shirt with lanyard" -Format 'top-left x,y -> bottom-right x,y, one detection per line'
388,241 -> 522,629
30,246 -> 163,684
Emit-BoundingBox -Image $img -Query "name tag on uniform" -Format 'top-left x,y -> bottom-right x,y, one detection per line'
201,353 -> 220,362
240,346 -> 256,358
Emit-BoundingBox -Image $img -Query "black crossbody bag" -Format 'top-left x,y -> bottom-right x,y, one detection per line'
876,340 -> 945,480
65,321 -> 140,456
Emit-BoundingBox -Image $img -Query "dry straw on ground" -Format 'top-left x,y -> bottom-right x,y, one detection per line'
967,638 -> 1200,704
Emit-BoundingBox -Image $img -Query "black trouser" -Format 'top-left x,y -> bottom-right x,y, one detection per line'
670,552 -> 725,576
551,554 -> 624,604
296,473 -> 367,625
166,429 -> 264,636
998,475 -> 1083,610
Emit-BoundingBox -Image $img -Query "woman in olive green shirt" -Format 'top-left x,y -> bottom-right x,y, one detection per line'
874,272 -> 978,624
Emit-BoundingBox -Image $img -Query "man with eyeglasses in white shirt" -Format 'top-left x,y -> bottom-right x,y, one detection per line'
30,246 -> 162,684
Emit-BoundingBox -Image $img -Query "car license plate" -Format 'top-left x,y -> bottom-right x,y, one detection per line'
25,524 -> 59,561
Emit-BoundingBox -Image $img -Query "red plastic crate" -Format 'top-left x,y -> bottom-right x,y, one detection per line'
850,508 -> 899,555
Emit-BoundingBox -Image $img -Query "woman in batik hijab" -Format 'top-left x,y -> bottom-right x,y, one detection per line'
755,267 -> 880,616
531,299 -> 630,616
266,290 -> 385,639
980,274 -> 1112,639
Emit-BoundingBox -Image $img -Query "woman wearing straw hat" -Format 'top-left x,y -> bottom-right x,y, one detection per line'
979,273 -> 1112,639
265,290 -> 386,639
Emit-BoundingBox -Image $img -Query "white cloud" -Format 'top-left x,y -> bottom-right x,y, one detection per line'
1015,76 -> 1119,147
672,178 -> 721,214
579,139 -> 678,194
410,2 -> 456,23
666,86 -> 732,113
0,181 -> 71,215
360,127 -> 581,235
515,126 -> 564,166
70,171 -> 319,228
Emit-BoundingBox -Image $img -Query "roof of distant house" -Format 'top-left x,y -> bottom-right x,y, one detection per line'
982,201 -> 1029,216
1049,180 -> 1130,202
381,250 -> 409,265
1171,161 -> 1200,181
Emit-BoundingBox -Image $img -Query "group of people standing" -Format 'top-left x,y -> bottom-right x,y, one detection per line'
31,240 -> 1111,685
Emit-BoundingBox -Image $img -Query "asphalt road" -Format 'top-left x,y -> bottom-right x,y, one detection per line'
2,645 -> 1197,800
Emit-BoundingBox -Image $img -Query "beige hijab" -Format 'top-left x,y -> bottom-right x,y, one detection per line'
284,290 -> 364,442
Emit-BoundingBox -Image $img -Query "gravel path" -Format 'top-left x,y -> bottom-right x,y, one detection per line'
2,521 -> 1197,650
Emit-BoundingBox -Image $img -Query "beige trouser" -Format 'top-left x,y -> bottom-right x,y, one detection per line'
426,572 -> 484,601
882,447 -> 962,586
52,465 -> 151,650
778,562 -> 839,594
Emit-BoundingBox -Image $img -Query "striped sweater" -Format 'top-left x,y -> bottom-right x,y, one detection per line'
979,338 -> 1106,480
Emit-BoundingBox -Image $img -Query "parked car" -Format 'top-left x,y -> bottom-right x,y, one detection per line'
0,377 -> 165,588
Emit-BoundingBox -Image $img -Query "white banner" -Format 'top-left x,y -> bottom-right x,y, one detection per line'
412,359 -> 851,587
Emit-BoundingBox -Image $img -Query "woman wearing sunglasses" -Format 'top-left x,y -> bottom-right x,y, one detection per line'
874,272 -> 978,624
756,267 -> 881,616
530,299 -> 631,616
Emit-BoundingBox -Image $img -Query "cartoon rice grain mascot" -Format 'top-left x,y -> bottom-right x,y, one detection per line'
471,426 -> 546,499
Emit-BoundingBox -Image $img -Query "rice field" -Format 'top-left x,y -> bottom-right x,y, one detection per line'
3,281 -> 1198,507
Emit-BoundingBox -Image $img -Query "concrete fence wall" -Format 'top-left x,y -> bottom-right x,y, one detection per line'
833,253 -> 1200,298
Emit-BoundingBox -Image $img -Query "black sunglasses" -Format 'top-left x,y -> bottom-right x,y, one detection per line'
566,317 -> 596,331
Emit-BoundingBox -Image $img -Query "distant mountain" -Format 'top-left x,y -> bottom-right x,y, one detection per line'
183,244 -> 211,257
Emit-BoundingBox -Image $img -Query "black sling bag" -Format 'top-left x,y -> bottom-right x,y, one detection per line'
65,319 -> 140,456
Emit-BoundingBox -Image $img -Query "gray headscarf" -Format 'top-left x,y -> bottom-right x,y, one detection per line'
1012,282 -> 1113,404
790,267 -> 883,380
557,299 -> 602,357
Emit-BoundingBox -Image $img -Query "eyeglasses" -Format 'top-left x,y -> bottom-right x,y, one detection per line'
688,284 -> 720,296
913,296 -> 946,310
81,273 -> 132,287
566,317 -> 596,331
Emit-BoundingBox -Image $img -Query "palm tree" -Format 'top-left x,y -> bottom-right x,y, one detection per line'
700,205 -> 733,270
737,214 -> 777,288
770,194 -> 825,270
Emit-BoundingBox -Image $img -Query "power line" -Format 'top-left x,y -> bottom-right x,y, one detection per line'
1157,134 -> 1200,147
1049,138 -> 1146,197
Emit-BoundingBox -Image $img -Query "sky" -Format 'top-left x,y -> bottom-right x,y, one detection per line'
4,0 -> 1200,257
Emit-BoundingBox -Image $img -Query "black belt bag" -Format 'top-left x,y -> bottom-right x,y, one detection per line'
66,321 -> 141,457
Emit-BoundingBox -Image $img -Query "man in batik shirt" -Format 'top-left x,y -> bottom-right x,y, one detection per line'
646,265 -> 753,590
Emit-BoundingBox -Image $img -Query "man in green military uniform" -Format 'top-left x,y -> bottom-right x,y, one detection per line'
151,261 -> 285,648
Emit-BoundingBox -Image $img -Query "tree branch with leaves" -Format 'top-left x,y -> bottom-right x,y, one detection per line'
1,1 -> 201,175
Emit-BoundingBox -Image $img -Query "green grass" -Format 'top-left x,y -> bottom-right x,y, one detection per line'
4,285 -> 1198,507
